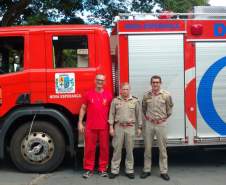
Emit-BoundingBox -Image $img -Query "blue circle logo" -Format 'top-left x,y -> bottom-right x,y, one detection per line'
198,56 -> 226,135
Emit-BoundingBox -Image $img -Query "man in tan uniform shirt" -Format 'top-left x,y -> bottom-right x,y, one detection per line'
140,75 -> 173,181
108,83 -> 142,179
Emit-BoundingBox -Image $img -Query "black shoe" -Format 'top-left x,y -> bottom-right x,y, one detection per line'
160,173 -> 170,181
109,172 -> 118,179
125,173 -> 135,179
140,171 -> 151,179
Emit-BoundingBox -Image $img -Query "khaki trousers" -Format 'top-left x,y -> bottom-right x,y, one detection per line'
143,121 -> 168,174
111,124 -> 135,174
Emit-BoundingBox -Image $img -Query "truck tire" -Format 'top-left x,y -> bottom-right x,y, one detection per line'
10,121 -> 65,172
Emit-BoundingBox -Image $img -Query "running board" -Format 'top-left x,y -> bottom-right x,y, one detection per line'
134,137 -> 187,147
194,136 -> 226,144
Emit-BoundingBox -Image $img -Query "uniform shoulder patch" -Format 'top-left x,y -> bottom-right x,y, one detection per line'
161,90 -> 171,100
161,89 -> 170,95
116,96 -> 122,100
132,96 -> 140,104
144,90 -> 151,95
143,90 -> 152,99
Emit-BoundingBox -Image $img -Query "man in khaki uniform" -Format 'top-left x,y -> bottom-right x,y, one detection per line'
108,83 -> 142,179
140,75 -> 173,181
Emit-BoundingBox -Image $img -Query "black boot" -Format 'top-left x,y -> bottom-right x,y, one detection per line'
109,172 -> 118,179
125,173 -> 135,179
140,171 -> 151,179
160,173 -> 170,181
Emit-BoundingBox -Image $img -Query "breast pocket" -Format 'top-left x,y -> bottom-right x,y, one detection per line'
128,102 -> 135,109
159,99 -> 166,106
128,103 -> 136,120
146,99 -> 153,105
146,99 -> 153,112
116,103 -> 123,109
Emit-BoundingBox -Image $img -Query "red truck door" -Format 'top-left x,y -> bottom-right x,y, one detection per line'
45,29 -> 96,114
0,31 -> 30,116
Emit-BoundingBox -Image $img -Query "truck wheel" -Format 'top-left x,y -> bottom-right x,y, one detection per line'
10,121 -> 65,172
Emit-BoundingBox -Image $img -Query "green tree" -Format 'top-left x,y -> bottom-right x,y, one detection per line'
0,0 -> 84,26
159,0 -> 209,13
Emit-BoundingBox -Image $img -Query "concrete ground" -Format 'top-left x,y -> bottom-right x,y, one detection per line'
0,147 -> 226,185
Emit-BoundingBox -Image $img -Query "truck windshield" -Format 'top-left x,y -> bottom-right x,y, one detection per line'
0,36 -> 24,75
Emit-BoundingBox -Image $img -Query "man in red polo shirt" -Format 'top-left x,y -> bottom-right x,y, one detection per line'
78,74 -> 112,179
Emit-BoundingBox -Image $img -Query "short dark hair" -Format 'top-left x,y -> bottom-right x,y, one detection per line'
150,75 -> 162,83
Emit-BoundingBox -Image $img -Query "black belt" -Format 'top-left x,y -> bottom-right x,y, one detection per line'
118,122 -> 134,127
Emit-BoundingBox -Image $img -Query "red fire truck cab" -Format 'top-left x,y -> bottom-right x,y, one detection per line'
0,25 -> 113,172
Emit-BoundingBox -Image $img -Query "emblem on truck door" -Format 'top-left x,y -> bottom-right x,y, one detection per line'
55,73 -> 75,93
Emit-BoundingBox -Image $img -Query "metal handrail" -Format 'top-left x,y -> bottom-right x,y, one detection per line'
118,12 -> 226,20
119,12 -> 226,16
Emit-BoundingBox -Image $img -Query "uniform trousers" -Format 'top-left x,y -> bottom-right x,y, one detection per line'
84,128 -> 109,172
143,121 -> 168,174
111,124 -> 135,174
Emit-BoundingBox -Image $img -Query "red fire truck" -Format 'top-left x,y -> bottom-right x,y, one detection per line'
0,12 -> 226,172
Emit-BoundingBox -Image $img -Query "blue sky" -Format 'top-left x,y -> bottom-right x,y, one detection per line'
209,0 -> 226,6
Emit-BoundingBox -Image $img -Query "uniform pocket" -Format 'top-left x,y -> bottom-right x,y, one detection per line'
128,102 -> 135,109
116,103 -> 122,109
159,99 -> 166,105
129,105 -> 135,109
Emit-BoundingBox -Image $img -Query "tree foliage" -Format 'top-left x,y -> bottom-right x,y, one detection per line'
0,0 -> 84,26
0,0 -> 209,27
159,0 -> 209,13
